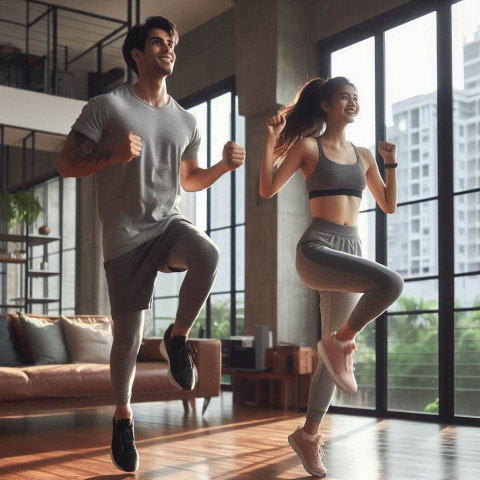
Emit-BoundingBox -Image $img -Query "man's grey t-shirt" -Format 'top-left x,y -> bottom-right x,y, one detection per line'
72,84 -> 200,261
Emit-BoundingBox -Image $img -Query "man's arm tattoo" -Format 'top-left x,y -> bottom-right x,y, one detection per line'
68,130 -> 114,168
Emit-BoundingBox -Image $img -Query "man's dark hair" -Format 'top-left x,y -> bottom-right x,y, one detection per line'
122,16 -> 179,76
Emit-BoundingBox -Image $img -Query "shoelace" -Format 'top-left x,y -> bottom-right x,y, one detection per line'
119,425 -> 135,453
343,343 -> 357,373
313,435 -> 325,459
173,340 -> 197,367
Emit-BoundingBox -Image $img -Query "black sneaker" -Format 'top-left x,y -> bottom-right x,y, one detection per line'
159,323 -> 197,390
110,417 -> 139,472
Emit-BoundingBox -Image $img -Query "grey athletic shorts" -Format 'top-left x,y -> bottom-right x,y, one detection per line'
104,216 -> 195,318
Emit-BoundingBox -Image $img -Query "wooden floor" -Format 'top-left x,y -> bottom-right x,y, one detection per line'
0,392 -> 479,480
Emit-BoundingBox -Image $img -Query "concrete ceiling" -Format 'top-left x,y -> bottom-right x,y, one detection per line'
43,0 -> 234,36
2,127 -> 65,152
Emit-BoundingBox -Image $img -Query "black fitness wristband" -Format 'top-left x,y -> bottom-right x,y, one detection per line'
385,163 -> 398,169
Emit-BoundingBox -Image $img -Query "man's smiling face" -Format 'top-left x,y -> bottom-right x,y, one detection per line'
134,28 -> 176,77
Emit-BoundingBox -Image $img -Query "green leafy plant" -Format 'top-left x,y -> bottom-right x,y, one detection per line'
0,192 -> 18,230
424,398 -> 439,413
0,191 -> 43,230
14,191 -> 42,225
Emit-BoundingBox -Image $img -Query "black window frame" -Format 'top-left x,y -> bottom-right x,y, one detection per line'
318,0 -> 480,426
152,76 -> 245,339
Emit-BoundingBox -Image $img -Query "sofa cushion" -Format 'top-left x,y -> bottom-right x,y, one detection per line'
10,314 -> 37,364
24,363 -> 113,397
0,315 -> 22,367
61,316 -> 113,364
21,362 -> 177,398
138,337 -> 166,362
0,367 -> 30,401
132,363 -> 176,392
63,315 -> 111,325
19,314 -> 70,365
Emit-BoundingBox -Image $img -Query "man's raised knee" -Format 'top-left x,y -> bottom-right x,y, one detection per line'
192,236 -> 220,274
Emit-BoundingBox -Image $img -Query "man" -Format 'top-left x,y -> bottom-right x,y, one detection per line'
58,15 -> 245,472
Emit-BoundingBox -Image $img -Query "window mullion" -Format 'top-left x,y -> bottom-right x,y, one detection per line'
436,1 -> 455,423
375,30 -> 388,416
231,92 -> 236,336
206,99 -> 212,338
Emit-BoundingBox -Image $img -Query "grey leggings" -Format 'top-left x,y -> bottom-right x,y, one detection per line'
110,226 -> 219,406
295,218 -> 404,424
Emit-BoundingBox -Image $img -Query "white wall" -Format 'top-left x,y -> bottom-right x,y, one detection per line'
0,86 -> 86,136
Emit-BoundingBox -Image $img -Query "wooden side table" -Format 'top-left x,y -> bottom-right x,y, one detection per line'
222,369 -> 300,411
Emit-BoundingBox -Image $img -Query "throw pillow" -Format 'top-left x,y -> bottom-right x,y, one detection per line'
0,315 -> 22,366
19,314 -> 70,365
60,316 -> 113,364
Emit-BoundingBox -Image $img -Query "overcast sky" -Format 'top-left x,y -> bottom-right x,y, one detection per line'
332,0 -> 480,149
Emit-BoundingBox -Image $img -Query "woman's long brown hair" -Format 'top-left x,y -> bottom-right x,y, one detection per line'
272,76 -> 357,166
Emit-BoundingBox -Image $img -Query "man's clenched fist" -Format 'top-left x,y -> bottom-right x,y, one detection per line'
114,132 -> 142,163
222,141 -> 246,171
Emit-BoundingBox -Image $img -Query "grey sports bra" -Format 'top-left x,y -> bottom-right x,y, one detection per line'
306,137 -> 367,199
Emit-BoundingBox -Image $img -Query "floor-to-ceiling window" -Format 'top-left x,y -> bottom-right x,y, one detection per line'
151,79 -> 245,340
320,0 -> 480,424
452,0 -> 480,418
330,37 -> 377,410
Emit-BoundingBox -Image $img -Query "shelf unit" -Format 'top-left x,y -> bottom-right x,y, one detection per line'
0,257 -> 26,264
9,298 -> 60,304
1,125 -> 65,314
0,233 -> 61,246
0,232 -> 62,313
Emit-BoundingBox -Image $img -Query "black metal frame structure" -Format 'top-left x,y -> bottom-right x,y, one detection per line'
317,0 -> 479,426
0,124 -> 71,315
0,0 -> 141,97
0,0 -> 142,311
151,76 -> 245,339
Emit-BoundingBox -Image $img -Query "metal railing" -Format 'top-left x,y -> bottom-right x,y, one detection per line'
0,0 -> 140,100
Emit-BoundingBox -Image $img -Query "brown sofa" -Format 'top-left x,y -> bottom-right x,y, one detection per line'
0,314 -> 221,416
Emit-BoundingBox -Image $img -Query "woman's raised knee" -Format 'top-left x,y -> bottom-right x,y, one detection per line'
388,270 -> 404,301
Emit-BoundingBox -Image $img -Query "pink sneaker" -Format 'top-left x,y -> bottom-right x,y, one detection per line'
288,425 -> 327,477
317,332 -> 357,394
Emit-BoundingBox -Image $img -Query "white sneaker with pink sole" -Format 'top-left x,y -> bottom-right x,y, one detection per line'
317,331 -> 357,395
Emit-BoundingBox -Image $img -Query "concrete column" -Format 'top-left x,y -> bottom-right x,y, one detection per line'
276,0 -> 319,348
237,0 -> 318,348
168,8 -> 235,100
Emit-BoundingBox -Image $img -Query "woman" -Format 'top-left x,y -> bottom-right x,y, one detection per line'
259,77 -> 404,477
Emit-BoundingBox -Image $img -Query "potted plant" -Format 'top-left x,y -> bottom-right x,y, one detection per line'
14,191 -> 43,226
0,191 -> 18,231
0,191 -> 43,232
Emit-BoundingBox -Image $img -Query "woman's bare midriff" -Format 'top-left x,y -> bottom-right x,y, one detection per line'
298,137 -> 366,227
309,196 -> 361,226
